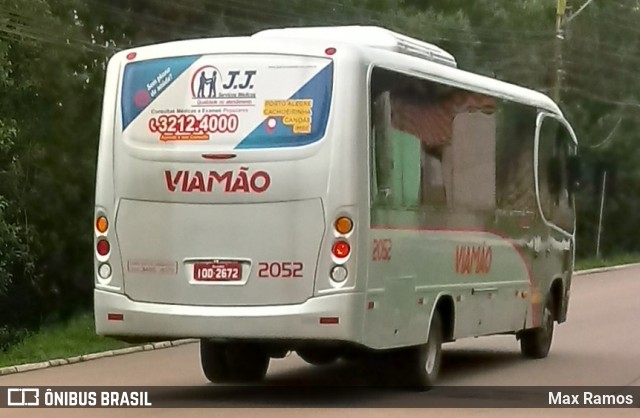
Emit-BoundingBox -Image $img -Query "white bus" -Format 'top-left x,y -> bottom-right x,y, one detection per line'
94,26 -> 580,388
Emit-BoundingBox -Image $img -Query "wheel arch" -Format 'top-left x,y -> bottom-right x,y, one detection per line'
549,277 -> 565,322
433,294 -> 455,342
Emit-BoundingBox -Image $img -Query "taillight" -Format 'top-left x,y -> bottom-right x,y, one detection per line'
97,239 -> 110,256
332,241 -> 350,258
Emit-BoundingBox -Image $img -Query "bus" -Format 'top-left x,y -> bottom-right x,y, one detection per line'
93,26 -> 580,388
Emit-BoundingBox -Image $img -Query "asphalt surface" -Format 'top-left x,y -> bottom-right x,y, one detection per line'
1,266 -> 640,417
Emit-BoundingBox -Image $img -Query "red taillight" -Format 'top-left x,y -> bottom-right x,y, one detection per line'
97,240 -> 110,256
325,47 -> 337,56
126,52 -> 137,60
332,241 -> 350,258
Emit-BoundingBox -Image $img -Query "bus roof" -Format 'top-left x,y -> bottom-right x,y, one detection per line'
362,45 -> 564,118
252,26 -> 561,117
253,26 -> 458,68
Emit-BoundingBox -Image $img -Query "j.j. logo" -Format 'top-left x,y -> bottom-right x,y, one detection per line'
191,65 -> 221,99
191,66 -> 258,100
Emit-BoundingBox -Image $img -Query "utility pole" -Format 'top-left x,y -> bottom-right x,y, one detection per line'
554,0 -> 597,102
596,170 -> 607,258
553,0 -> 568,103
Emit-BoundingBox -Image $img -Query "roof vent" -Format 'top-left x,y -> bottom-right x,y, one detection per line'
253,26 -> 457,68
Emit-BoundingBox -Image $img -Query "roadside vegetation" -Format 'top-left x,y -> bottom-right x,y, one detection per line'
0,313 -> 128,368
575,255 -> 640,272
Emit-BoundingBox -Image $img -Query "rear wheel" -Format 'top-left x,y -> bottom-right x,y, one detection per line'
225,343 -> 270,382
200,340 -> 232,383
200,341 -> 270,383
392,312 -> 443,389
520,296 -> 555,359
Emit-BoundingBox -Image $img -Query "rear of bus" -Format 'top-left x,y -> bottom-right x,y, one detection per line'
93,38 -> 366,344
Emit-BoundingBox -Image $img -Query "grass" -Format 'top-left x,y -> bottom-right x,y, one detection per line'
0,312 -> 129,368
575,254 -> 640,271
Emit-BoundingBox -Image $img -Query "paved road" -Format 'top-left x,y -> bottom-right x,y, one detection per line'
2,266 -> 640,417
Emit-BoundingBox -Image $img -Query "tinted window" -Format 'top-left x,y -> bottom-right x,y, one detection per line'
369,68 -> 537,218
538,117 -> 575,232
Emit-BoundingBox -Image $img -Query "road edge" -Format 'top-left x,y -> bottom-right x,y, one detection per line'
0,339 -> 197,377
573,262 -> 640,276
2,262 -> 639,377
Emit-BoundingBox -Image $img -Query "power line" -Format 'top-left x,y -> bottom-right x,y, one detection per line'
319,0 -> 555,38
88,0 -> 214,39
0,7 -> 111,53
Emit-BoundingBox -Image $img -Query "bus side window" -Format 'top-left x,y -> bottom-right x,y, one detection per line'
495,103 -> 537,212
537,117 -> 575,233
386,78 -> 450,209
371,92 -> 394,207
370,67 -> 502,213
370,84 -> 425,210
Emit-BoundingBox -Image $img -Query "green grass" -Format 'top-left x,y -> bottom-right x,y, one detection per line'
0,313 -> 129,368
575,254 -> 640,271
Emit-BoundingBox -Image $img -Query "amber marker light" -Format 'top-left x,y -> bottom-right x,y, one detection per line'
335,217 -> 353,235
96,216 -> 109,233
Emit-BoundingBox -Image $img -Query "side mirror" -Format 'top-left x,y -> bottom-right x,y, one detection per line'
568,156 -> 581,194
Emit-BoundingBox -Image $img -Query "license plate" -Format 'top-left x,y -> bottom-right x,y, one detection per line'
193,262 -> 242,282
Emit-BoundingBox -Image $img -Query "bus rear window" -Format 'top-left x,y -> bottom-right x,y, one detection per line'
120,54 -> 333,149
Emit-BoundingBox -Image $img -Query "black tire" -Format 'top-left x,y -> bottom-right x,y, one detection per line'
297,348 -> 340,366
520,297 -> 555,359
393,312 -> 443,389
225,343 -> 270,382
200,340 -> 232,383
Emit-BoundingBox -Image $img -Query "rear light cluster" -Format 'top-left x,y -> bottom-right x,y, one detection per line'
330,216 -> 353,283
95,214 -> 112,281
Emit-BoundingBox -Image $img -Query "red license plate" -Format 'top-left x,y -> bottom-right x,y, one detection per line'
193,262 -> 242,282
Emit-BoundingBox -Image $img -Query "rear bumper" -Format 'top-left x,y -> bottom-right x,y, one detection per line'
94,289 -> 365,343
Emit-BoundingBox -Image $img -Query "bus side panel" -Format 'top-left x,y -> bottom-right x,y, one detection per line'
94,52 -> 126,295
311,51 -> 368,291
363,223 -> 532,350
530,227 -> 573,325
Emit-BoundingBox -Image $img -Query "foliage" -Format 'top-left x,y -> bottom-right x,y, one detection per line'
0,0 -> 108,349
